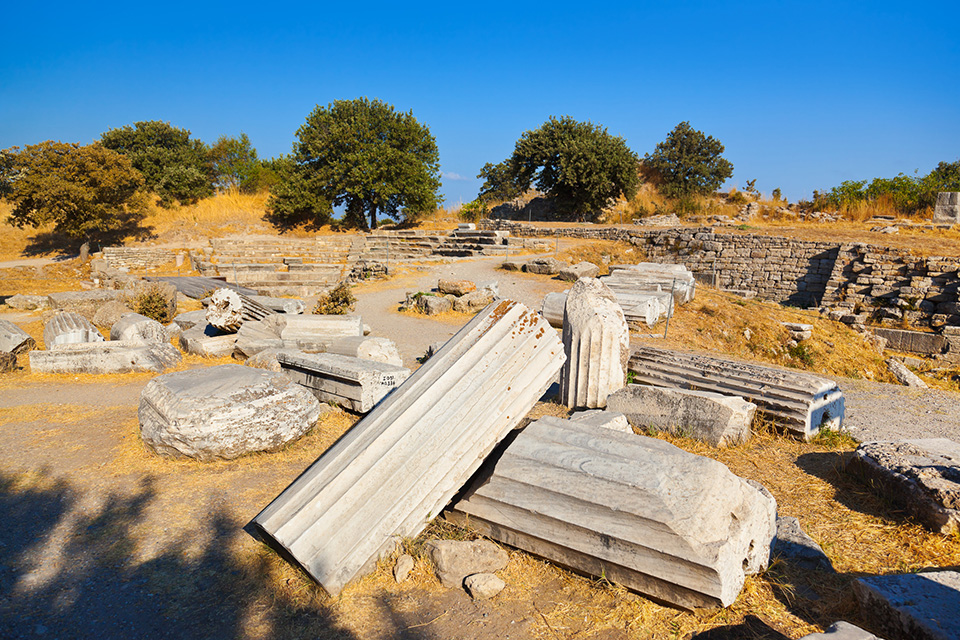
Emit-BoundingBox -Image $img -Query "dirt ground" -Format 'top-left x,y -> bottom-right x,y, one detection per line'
2,256 -> 960,640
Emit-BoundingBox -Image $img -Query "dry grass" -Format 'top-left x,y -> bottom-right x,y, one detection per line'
557,239 -> 646,275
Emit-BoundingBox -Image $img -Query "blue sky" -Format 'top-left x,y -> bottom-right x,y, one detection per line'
2,1 -> 958,207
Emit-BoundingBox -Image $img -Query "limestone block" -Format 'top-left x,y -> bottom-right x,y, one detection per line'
524,257 -> 568,275
279,351 -> 410,413
797,622 -> 880,640
0,318 -> 35,354
558,261 -> 600,282
178,323 -> 238,357
437,279 -> 476,296
262,313 -> 363,351
605,263 -> 696,304
29,341 -> 181,374
607,385 -> 755,447
424,539 -> 508,589
933,192 -> 960,224
254,299 -> 564,596
4,293 -> 47,310
139,364 -> 322,460
248,295 -> 305,314
171,310 -> 208,331
46,290 -> 121,316
560,278 -> 629,409
92,300 -> 134,329
110,313 -> 168,343
325,336 -> 403,367
500,260 -> 523,271
847,439 -> 960,534
0,352 -> 17,373
417,295 -> 452,315
568,409 -> 631,433
873,327 -> 946,355
234,320 -> 284,358
43,312 -> 105,348
774,516 -> 833,571
854,571 -> 960,640
447,416 -> 777,609
886,358 -> 928,388
453,290 -> 495,313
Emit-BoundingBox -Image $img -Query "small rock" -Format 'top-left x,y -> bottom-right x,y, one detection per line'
743,328 -> 752,340
464,573 -> 505,600
425,539 -> 508,589
394,554 -> 415,583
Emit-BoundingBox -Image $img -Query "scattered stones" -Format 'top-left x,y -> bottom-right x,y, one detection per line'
853,570 -> 960,640
558,261 -> 600,281
139,364 -> 322,460
0,318 -> 36,354
92,300 -> 135,329
179,323 -> 238,357
523,256 -> 568,275
4,293 -> 48,310
424,539 -> 508,589
607,385 -> 755,447
325,336 -> 403,367
110,313 -> 168,344
279,351 -> 411,413
29,341 -> 181,374
847,439 -> 960,534
437,279 -> 476,296
394,554 -> 415,583
560,278 -> 629,409
464,573 -> 505,600
43,312 -> 105,348
886,358 -> 928,388
634,213 -> 681,226
797,621 -> 880,640
568,409 -> 631,433
783,322 -> 813,342
0,352 -> 17,373
774,516 -> 833,571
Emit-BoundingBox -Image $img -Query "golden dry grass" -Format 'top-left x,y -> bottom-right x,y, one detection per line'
557,238 -> 646,275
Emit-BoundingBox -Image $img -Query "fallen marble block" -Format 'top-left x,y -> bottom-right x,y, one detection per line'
607,384 -> 755,447
447,416 -> 777,609
234,320 -> 284,358
248,295 -> 305,315
263,313 -> 363,351
540,291 -> 567,328
325,336 -> 403,367
541,289 -> 672,328
139,364 -> 322,460
886,358 -> 928,388
179,323 -> 238,357
847,439 -> 960,534
854,570 -> 960,640
524,257 -> 568,275
254,299 -> 565,596
46,289 -> 121,315
43,312 -> 105,348
206,288 -> 274,332
629,347 -> 844,439
92,300 -> 135,329
605,263 -> 696,304
110,313 -> 168,344
29,341 -> 181,374
568,409 -> 631,433
4,293 -> 47,310
279,351 -> 410,413
0,318 -> 36,354
453,290 -> 496,314
558,261 -> 600,282
170,310 -> 208,331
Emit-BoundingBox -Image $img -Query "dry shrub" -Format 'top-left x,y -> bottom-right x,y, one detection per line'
312,283 -> 357,314
558,239 -> 645,275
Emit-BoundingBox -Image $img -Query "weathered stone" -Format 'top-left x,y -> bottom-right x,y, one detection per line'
854,570 -> 960,640
416,294 -> 452,315
447,417 -> 777,609
0,318 -> 36,354
262,313 -> 363,351
248,295 -> 305,314
605,263 -> 696,304
110,313 -> 168,343
523,256 -> 568,275
558,261 -> 600,281
4,293 -> 47,310
205,288 -> 273,332
873,327 -> 946,355
540,291 -> 567,328
560,278 -> 629,409
607,385 -> 755,447
279,351 -> 410,413
243,348 -> 292,372
464,573 -> 505,600
774,516 -> 833,571
477,280 -> 500,298
568,409 -> 631,433
933,192 -> 960,224
394,554 -> 415,583
234,320 -> 284,358
500,260 -> 523,271
847,439 -> 960,534
171,310 -> 209,331
425,540 -> 508,589
798,622 -> 880,640
541,289 -> 672,329
452,290 -> 495,313
139,364 -> 322,460
92,300 -> 135,329
437,279 -> 476,296
325,336 -> 403,367
886,358 -> 928,388
29,341 -> 181,374
179,323 -> 237,357
43,312 -> 105,348
46,290 -> 122,317
0,352 -> 17,373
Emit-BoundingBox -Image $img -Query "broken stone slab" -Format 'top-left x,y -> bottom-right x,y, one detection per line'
146,276 -> 257,300
604,263 -> 696,304
774,516 -> 833,571
110,313 -> 168,344
452,290 -> 495,314
4,293 -> 48,310
262,313 -> 363,351
171,310 -> 208,331
279,351 -> 410,413
253,299 -> 565,597
629,347 -> 845,439
425,539 -> 508,589
500,260 -> 523,271
558,261 -> 600,282
92,300 -> 135,329
464,573 -> 505,600
243,347 -> 293,372
933,191 -> 960,224
523,256 -> 569,275
798,622 -> 881,640
416,294 -> 452,315
0,352 -> 17,373
540,291 -> 567,328
886,358 -> 928,388
46,290 -> 122,315
0,318 -> 36,354
607,385 -> 755,447
437,279 -> 476,296
560,278 -> 629,409
325,336 -> 403,367
43,312 -> 105,348
178,323 -> 238,357
541,289 -> 672,329
139,364 -> 323,460
29,341 -> 182,374
446,416 -> 777,609
568,409 -> 631,433
847,439 -> 960,534
248,295 -> 305,315
234,320 -> 284,358
853,570 -> 960,640
205,288 -> 275,332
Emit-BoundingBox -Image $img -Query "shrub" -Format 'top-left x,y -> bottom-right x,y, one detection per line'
313,283 -> 356,315
129,284 -> 173,322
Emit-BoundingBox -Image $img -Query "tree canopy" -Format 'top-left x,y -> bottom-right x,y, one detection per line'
814,160 -> 960,214
209,133 -> 261,192
269,98 -> 442,230
488,116 -> 639,220
100,120 -> 212,206
0,141 -> 146,241
642,121 -> 734,199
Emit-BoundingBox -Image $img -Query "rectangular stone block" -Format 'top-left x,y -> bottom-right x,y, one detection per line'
279,352 -> 410,413
873,328 -> 946,355
263,314 -> 363,351
29,341 -> 181,374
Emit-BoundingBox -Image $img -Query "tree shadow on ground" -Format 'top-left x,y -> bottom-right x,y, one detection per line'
690,614 -> 791,639
20,213 -> 156,257
0,469 -> 432,640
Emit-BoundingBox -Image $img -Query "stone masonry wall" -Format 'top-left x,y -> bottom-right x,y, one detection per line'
102,247 -> 175,270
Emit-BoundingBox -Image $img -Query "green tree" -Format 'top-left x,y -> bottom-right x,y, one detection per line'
269,98 -> 441,230
0,141 -> 146,242
100,120 -> 212,206
496,116 -> 639,220
642,121 -> 734,199
477,160 -> 523,203
209,133 -> 261,192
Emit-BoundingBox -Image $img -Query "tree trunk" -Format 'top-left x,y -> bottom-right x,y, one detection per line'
369,203 -> 378,230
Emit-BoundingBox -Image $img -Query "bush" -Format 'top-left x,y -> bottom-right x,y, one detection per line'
129,284 -> 173,322
313,283 -> 356,315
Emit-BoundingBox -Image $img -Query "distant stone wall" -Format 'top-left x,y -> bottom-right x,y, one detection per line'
102,247 -> 175,270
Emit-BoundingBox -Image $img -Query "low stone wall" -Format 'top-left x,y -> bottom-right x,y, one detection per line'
102,247 -> 175,270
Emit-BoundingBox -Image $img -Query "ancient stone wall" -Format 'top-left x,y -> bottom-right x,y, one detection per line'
102,247 -> 175,270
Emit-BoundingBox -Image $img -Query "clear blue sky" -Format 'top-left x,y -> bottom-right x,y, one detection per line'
2,1 -> 958,207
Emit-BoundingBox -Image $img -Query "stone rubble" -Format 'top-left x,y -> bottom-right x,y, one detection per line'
425,539 -> 508,589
